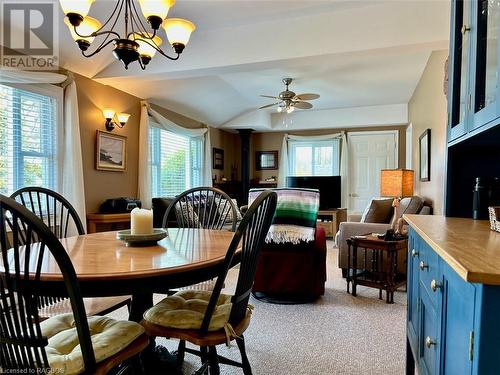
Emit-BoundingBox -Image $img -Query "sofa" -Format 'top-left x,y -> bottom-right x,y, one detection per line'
336,196 -> 432,276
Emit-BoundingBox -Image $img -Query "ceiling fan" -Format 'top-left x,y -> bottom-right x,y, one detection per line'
259,78 -> 320,113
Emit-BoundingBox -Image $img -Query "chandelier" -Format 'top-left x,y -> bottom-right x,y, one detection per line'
59,0 -> 196,70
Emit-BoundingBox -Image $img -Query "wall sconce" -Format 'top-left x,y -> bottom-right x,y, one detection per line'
102,108 -> 130,131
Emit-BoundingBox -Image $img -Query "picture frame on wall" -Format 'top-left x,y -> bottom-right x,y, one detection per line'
256,151 -> 278,170
96,130 -> 127,172
419,129 -> 431,182
213,147 -> 224,170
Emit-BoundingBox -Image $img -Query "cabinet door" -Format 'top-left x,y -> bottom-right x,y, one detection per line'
407,231 -> 420,352
448,0 -> 472,142
419,289 -> 440,375
440,262 -> 475,375
471,0 -> 500,130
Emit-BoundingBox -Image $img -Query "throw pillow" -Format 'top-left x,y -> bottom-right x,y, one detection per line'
361,198 -> 394,223
175,202 -> 200,227
215,198 -> 243,223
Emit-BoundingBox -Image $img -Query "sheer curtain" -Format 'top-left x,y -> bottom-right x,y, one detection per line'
137,102 -> 212,208
0,69 -> 86,230
277,131 -> 350,209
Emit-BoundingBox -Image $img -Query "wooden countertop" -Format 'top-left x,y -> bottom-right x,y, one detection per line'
403,215 -> 500,285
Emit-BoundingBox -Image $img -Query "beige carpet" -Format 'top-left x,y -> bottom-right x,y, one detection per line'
108,242 -> 407,374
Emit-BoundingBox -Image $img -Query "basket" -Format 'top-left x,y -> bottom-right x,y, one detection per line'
488,206 -> 500,233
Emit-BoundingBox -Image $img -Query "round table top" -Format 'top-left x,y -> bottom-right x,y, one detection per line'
8,228 -> 236,282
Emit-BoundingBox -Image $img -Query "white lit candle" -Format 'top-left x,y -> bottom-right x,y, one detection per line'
130,208 -> 153,235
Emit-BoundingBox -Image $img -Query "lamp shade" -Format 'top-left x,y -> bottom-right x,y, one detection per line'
60,0 -> 95,17
138,0 -> 175,20
65,16 -> 101,43
162,18 -> 196,47
130,33 -> 163,58
380,169 -> 414,197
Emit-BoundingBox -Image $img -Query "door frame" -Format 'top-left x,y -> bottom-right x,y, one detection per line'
347,130 -> 400,212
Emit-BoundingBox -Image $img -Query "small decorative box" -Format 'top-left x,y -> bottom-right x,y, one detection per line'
488,207 -> 500,233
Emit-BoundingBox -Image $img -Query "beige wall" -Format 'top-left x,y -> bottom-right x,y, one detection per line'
408,50 -> 448,214
73,73 -> 237,213
250,126 -> 407,181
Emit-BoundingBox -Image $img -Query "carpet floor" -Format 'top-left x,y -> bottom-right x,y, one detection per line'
108,242 -> 407,374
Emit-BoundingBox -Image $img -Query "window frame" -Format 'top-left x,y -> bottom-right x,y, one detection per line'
288,138 -> 340,177
0,83 -> 63,195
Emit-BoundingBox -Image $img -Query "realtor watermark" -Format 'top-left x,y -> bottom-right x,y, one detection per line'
0,1 -> 59,70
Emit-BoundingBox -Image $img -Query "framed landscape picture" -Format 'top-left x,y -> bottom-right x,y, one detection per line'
419,129 -> 431,182
96,130 -> 127,172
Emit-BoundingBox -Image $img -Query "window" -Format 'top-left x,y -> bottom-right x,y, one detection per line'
0,84 -> 59,195
149,126 -> 203,197
289,139 -> 340,176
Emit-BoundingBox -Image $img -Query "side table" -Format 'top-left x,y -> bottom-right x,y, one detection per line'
86,212 -> 131,234
346,234 -> 408,304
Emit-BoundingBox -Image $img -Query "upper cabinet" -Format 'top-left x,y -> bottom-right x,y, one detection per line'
448,0 -> 500,143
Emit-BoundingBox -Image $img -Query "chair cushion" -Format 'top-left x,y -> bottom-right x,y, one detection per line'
41,314 -> 145,375
143,290 -> 233,331
361,198 -> 394,223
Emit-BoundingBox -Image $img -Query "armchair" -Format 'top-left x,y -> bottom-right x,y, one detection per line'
249,188 -> 327,303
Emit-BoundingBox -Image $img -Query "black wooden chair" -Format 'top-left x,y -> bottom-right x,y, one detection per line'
142,190 -> 277,375
162,187 -> 239,232
10,187 -> 130,319
0,194 -> 149,374
163,186 -> 240,292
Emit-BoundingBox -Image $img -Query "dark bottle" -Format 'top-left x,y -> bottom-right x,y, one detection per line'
472,177 -> 488,220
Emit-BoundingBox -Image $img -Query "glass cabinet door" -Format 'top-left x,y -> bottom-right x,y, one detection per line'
472,0 -> 500,129
449,0 -> 471,141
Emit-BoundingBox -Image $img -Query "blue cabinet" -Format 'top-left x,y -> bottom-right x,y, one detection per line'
448,0 -> 500,144
407,228 -> 500,375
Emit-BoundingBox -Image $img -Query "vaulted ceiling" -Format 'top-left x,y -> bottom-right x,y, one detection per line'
53,0 -> 450,130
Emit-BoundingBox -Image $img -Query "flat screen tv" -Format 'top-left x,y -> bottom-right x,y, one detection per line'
287,176 -> 341,210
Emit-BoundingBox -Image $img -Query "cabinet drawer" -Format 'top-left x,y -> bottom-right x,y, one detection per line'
419,242 -> 440,307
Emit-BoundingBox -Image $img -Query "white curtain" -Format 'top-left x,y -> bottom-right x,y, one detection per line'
340,131 -> 349,209
137,103 -> 213,207
138,101 -> 152,208
61,81 -> 87,232
277,134 -> 289,187
277,131 -> 350,209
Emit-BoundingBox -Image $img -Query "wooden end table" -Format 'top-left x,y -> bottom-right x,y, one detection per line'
346,234 -> 408,304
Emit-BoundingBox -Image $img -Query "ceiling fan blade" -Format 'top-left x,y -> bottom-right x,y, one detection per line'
293,101 -> 313,109
260,95 -> 279,99
259,102 -> 280,109
294,93 -> 320,100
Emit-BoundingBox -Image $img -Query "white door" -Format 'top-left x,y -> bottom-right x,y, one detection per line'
348,131 -> 398,213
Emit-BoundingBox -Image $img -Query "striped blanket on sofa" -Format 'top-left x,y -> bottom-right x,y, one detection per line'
248,188 -> 319,244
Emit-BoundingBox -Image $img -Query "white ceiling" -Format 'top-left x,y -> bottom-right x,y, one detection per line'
51,0 -> 450,129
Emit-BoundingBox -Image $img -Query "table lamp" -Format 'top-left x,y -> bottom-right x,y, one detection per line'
380,169 -> 414,232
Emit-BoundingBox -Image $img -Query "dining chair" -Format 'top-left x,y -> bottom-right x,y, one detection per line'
0,194 -> 149,374
162,187 -> 239,232
10,187 -> 130,319
141,190 -> 277,375
163,187 -> 240,293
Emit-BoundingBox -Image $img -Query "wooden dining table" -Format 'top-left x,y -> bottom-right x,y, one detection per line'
9,228 -> 238,322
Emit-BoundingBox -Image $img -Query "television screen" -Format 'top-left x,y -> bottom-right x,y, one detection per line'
287,176 -> 341,210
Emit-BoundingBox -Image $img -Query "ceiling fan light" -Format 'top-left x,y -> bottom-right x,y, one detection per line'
139,0 -> 175,20
64,16 -> 101,45
286,106 -> 295,114
59,0 -> 95,19
163,18 -> 196,52
130,33 -> 162,58
277,106 -> 283,113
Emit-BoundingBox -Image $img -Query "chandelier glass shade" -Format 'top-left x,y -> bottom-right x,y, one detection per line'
59,0 -> 195,70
